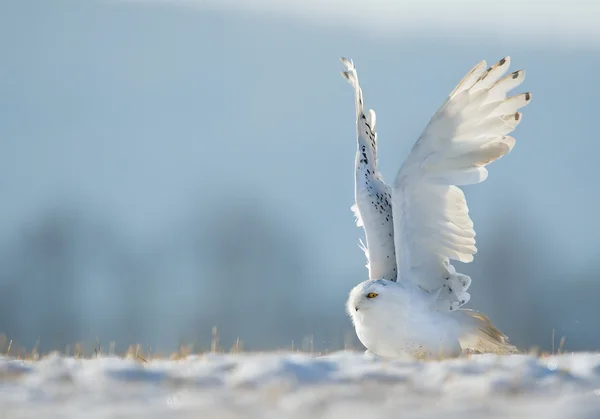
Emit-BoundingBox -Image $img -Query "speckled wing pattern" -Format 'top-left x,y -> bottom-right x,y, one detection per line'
341,58 -> 397,282
341,57 -> 530,311
392,57 -> 531,311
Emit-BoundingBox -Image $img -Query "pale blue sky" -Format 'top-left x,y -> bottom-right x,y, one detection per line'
0,0 -> 599,352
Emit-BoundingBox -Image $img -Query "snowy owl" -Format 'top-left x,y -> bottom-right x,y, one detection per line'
341,56 -> 528,358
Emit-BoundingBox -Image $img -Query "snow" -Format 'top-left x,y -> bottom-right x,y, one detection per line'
2,351 -> 600,418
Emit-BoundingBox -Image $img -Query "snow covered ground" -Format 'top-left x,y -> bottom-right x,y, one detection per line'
2,351 -> 600,418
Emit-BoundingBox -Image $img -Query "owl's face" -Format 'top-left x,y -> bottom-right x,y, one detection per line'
346,278 -> 400,321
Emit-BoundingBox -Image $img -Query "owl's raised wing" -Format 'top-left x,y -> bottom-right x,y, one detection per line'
341,58 -> 397,281
392,57 -> 531,310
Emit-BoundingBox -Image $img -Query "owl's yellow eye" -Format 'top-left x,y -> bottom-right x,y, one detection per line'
366,292 -> 378,298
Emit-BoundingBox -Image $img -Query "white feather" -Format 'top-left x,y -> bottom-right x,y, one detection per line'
341,57 -> 397,282
392,56 -> 531,309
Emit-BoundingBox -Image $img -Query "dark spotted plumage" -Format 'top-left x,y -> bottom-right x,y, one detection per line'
341,59 -> 397,282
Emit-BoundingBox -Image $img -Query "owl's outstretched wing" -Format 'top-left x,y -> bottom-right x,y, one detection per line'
391,57 -> 531,310
341,58 -> 397,281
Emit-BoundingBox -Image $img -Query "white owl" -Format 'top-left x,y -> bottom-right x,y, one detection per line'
341,56 -> 529,358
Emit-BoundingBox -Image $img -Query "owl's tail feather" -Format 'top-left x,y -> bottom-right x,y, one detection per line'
456,309 -> 518,354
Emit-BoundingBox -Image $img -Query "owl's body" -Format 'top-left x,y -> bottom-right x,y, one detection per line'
348,279 -> 462,358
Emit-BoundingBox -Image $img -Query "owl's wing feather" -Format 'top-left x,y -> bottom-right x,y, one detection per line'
341,58 -> 397,281
391,57 -> 531,311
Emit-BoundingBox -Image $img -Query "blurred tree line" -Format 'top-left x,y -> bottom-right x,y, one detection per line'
0,196 -> 598,354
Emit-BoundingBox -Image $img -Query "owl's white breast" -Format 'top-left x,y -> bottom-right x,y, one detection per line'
349,281 -> 462,358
